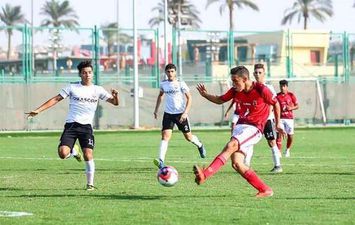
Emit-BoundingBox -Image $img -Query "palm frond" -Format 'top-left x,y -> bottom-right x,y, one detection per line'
281,0 -> 333,29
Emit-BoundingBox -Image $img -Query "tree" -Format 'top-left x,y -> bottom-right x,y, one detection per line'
40,0 -> 79,70
40,0 -> 79,28
148,0 -> 201,29
101,22 -> 130,57
205,0 -> 259,31
281,0 -> 333,30
0,4 -> 25,59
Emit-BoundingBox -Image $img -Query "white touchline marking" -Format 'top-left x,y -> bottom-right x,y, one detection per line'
0,211 -> 33,217
0,156 -> 353,167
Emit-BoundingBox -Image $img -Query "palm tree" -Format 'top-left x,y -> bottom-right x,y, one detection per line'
205,0 -> 259,31
40,0 -> 79,70
0,4 -> 25,59
281,0 -> 333,30
40,0 -> 79,28
149,0 -> 201,29
101,22 -> 130,57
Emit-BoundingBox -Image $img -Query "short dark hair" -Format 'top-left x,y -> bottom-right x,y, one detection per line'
279,79 -> 288,86
165,63 -> 176,71
77,60 -> 93,73
254,63 -> 265,70
230,65 -> 249,79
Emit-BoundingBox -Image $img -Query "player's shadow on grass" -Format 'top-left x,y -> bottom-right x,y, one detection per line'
12,193 -> 162,200
0,187 -> 25,191
9,193 -> 240,200
0,168 -> 49,172
54,168 -> 157,174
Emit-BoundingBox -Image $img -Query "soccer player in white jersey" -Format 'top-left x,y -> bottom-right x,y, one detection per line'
253,63 -> 282,173
26,60 -> 119,190
153,64 -> 206,168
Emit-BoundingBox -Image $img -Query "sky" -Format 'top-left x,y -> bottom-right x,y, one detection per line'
0,0 -> 354,48
1,0 -> 355,32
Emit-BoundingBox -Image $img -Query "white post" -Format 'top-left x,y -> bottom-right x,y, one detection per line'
31,0 -> 34,74
164,0 -> 168,65
316,79 -> 327,125
133,0 -> 139,129
116,0 -> 120,75
177,4 -> 182,78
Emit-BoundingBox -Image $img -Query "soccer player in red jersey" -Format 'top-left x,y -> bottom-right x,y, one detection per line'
194,66 -> 285,198
276,80 -> 299,157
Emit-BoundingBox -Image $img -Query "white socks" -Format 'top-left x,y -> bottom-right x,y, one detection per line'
85,160 -> 95,186
190,135 -> 203,148
71,147 -> 78,157
271,146 -> 281,167
158,140 -> 169,162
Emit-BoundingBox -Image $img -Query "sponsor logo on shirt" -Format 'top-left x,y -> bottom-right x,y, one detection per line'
164,89 -> 179,94
71,96 -> 98,103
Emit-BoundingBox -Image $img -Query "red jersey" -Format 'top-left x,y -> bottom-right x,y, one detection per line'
220,82 -> 277,131
276,92 -> 298,119
232,101 -> 241,115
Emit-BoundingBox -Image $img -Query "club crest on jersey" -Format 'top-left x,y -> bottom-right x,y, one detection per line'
253,100 -> 257,106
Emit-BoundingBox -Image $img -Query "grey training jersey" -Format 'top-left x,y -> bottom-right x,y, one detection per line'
59,82 -> 111,125
160,80 -> 189,114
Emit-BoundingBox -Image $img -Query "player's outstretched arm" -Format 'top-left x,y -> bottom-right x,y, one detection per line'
196,83 -> 224,104
107,89 -> 119,106
25,94 -> 63,118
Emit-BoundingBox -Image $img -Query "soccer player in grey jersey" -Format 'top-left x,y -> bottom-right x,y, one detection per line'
153,64 -> 206,168
26,60 -> 119,190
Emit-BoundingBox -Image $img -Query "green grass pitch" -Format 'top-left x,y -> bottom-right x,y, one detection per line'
0,128 -> 354,225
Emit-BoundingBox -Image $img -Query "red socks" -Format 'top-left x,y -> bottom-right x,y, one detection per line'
242,169 -> 271,192
202,155 -> 271,193
203,154 -> 227,178
276,137 -> 282,152
286,135 -> 292,149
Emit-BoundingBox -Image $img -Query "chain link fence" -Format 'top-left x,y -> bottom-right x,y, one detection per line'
1,26 -> 355,130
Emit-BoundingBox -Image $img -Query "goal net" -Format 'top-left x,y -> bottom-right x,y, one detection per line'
266,78 -> 326,126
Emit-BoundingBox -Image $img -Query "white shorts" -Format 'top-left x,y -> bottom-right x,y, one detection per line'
232,114 -> 239,124
280,119 -> 294,135
232,124 -> 262,156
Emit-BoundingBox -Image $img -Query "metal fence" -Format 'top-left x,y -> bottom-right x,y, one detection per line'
1,26 -> 355,83
1,26 -> 355,130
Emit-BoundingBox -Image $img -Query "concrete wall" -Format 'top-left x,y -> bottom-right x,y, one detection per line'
1,80 -> 354,131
